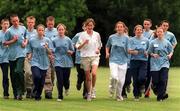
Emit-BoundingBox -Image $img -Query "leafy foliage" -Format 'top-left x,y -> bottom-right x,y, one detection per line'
0,0 -> 88,33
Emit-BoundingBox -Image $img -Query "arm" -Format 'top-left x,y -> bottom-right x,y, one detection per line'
105,47 -> 110,59
3,35 -> 18,46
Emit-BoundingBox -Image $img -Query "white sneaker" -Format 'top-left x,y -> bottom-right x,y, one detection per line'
87,93 -> 92,101
57,99 -> 62,102
116,96 -> 123,101
65,89 -> 69,96
91,88 -> 96,99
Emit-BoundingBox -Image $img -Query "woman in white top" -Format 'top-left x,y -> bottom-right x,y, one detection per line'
76,18 -> 102,101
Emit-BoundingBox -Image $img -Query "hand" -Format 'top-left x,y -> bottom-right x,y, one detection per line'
151,53 -> 160,58
27,53 -> 32,61
13,35 -> 18,42
43,42 -> 49,49
83,39 -> 89,45
167,53 -> 173,60
95,49 -> 100,54
3,41 -> 8,46
22,39 -> 28,48
67,50 -> 73,55
144,51 -> 148,58
131,50 -> 139,55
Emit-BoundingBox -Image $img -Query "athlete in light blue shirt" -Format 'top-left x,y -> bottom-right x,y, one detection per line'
3,14 -> 28,100
147,27 -> 173,101
28,24 -> 53,100
143,19 -> 154,98
54,23 -> 74,101
24,16 -> 37,98
72,30 -> 87,98
44,16 -> 58,99
160,20 -> 177,49
106,21 -> 129,101
72,32 -> 81,64
128,25 -> 149,100
0,19 -> 10,98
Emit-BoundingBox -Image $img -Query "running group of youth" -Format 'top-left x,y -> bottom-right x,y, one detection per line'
0,14 -> 177,102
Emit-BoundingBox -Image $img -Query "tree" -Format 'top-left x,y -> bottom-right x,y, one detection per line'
0,0 -> 88,34
85,0 -> 180,66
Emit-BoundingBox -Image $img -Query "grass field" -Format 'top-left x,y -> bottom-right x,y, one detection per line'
0,67 -> 180,111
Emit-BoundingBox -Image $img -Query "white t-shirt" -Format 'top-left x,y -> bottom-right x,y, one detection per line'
76,31 -> 102,57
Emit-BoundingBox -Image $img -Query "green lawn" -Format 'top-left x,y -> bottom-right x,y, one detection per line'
0,67 -> 180,111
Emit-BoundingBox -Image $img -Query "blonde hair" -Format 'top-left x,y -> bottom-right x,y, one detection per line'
1,19 -> 9,24
133,24 -> 143,33
36,24 -> 45,29
56,23 -> 68,34
84,18 -> 95,27
114,21 -> 128,33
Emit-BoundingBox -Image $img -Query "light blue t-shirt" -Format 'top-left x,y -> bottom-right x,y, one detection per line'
26,29 -> 37,40
28,37 -> 54,70
72,32 -> 81,64
53,36 -> 74,68
143,30 -> 153,40
148,38 -> 173,71
106,33 -> 129,65
0,30 -> 9,63
45,28 -> 58,41
5,25 -> 26,61
25,29 -> 37,54
129,36 -> 149,61
164,31 -> 177,46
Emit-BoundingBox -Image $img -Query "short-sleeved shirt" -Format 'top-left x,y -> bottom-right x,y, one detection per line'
5,25 -> 27,61
143,30 -> 154,40
0,30 -> 9,63
129,36 -> 149,61
26,29 -> 37,40
164,31 -> 177,46
45,28 -> 58,41
106,33 -> 129,65
53,36 -> 74,68
72,32 -> 82,64
148,38 -> 173,71
25,29 -> 37,54
76,31 -> 102,57
28,36 -> 53,70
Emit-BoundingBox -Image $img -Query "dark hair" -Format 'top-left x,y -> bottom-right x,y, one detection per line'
46,16 -> 55,22
160,20 -> 169,26
26,16 -> 36,21
10,14 -> 18,20
144,18 -> 152,24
